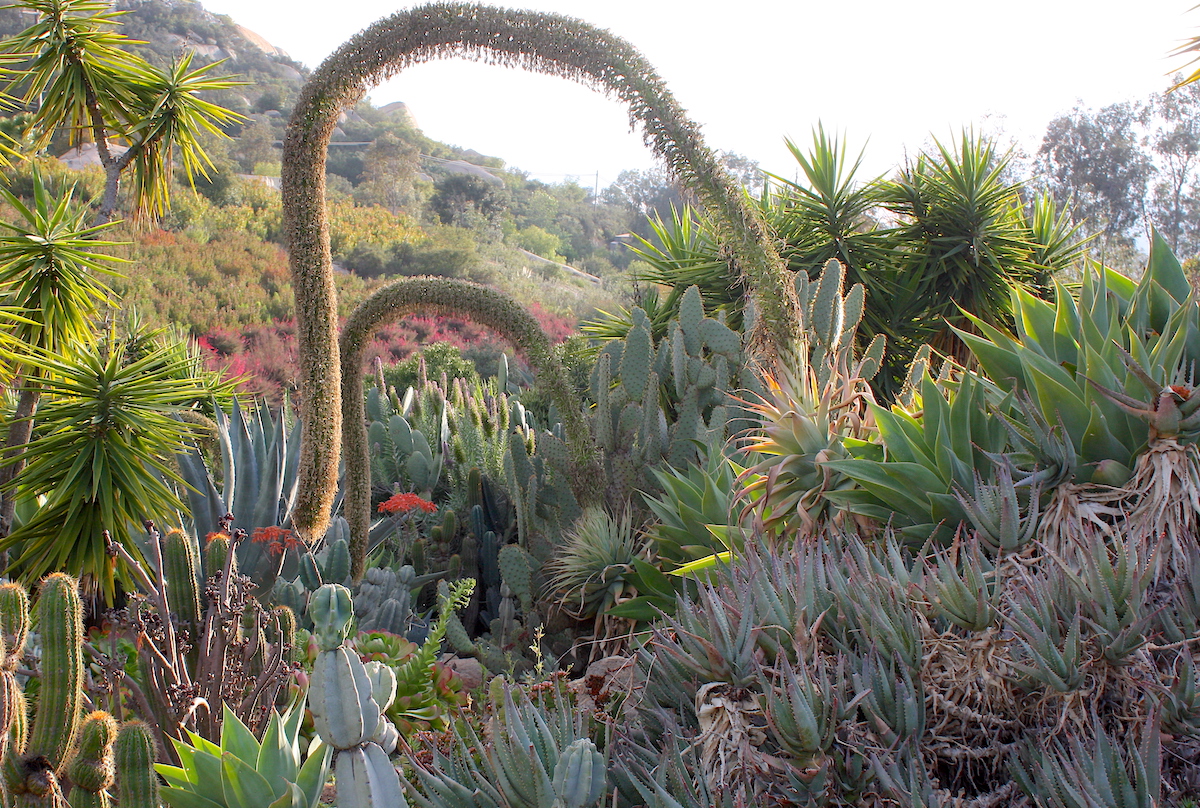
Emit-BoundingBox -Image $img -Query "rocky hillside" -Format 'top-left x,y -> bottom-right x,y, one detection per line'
0,0 -> 307,117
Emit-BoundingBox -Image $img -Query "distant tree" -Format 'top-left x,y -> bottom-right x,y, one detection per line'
516,186 -> 560,230
234,115 -> 278,173
513,224 -> 562,259
1143,81 -> 1200,259
253,88 -> 284,114
600,167 -> 689,237
719,151 -> 764,197
355,132 -> 421,213
428,173 -> 507,227
1033,102 -> 1151,257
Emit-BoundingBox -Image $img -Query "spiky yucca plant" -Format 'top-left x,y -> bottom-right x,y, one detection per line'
546,506 -> 641,624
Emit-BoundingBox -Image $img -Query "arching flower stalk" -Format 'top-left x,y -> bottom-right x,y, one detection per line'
282,2 -> 799,545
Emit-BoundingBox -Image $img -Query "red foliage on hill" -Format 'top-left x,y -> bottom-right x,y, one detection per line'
197,302 -> 575,402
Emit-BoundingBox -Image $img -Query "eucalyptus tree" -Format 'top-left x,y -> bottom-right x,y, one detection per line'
1033,101 -> 1151,260
1143,81 -> 1200,258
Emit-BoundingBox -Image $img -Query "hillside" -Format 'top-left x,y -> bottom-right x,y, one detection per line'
0,0 -> 662,400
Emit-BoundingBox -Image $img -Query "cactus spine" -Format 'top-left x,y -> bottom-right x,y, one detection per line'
113,722 -> 159,808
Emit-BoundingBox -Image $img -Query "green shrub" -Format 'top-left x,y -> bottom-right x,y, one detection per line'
383,342 -> 480,393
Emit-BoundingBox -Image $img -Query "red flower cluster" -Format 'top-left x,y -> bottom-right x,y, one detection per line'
251,525 -> 302,557
378,492 -> 437,515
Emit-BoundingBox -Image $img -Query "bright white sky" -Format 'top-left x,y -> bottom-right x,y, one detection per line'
201,0 -> 1197,191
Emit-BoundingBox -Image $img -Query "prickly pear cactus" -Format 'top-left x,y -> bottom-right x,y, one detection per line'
589,286 -> 754,509
368,404 -> 443,497
497,545 -> 535,613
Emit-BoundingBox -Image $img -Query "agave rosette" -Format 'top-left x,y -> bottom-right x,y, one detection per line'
737,365 -> 857,536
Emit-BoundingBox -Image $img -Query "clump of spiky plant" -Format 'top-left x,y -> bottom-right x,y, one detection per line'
737,259 -> 881,538
283,3 -> 801,545
1086,358 -> 1200,580
611,522 -> 1200,806
340,276 -> 599,580
737,364 -> 862,537
545,505 -> 641,654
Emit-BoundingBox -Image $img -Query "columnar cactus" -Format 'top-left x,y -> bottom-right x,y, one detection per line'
25,573 -> 83,771
162,528 -> 202,636
113,722 -> 159,808
1,574 -> 83,806
0,577 -> 176,808
67,712 -> 118,808
0,582 -> 29,751
306,584 -> 407,807
203,531 -> 234,579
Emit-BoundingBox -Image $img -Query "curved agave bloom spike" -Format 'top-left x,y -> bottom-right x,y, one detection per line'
283,3 -> 799,542
340,276 -> 599,579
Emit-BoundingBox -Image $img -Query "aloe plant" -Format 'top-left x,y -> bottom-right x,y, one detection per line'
405,681 -> 608,808
157,700 -> 332,808
642,447 -> 745,566
823,369 -> 1013,543
1011,716 -> 1162,808
738,259 -> 882,539
955,232 -> 1200,484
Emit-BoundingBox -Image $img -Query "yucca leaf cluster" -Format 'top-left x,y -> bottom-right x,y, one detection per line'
0,332 -> 208,601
